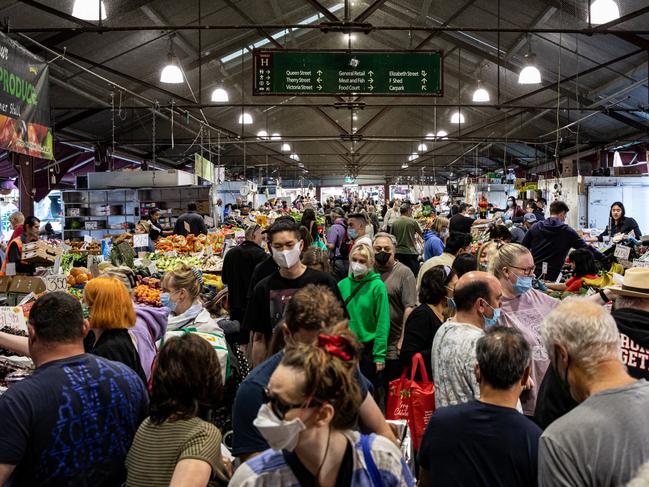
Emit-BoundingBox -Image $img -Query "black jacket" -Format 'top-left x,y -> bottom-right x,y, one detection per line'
222,241 -> 268,316
522,217 -> 604,280
85,329 -> 146,384
615,307 -> 649,380
173,211 -> 207,236
598,216 -> 642,241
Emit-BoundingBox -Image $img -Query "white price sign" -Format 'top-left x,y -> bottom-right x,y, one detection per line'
632,260 -> 649,269
43,275 -> 68,293
614,245 -> 631,261
84,235 -> 93,244
0,307 -> 27,332
133,234 -> 150,248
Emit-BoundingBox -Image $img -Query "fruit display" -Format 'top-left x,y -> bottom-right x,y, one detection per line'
67,267 -> 93,287
153,255 -> 202,272
156,234 -> 207,254
134,277 -> 161,307
203,273 -> 224,291
202,255 -> 224,272
0,326 -> 28,357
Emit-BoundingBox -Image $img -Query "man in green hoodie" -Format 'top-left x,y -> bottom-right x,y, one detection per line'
338,241 -> 390,399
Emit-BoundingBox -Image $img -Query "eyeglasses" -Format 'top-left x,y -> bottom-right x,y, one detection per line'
263,388 -> 321,420
509,265 -> 536,276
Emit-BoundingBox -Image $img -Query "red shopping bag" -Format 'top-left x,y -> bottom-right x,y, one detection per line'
386,353 -> 435,450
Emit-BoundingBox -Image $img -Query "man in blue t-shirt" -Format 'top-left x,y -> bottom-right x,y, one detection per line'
0,292 -> 148,486
232,284 -> 395,461
418,325 -> 542,487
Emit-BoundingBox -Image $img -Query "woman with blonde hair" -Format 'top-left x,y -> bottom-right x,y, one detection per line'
423,216 -> 449,261
83,276 -> 146,382
337,242 -> 390,397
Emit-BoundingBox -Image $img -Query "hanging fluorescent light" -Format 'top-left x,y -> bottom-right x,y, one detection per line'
352,114 -> 358,120
436,130 -> 448,139
72,0 -> 107,20
450,111 -> 465,124
344,33 -> 356,42
257,130 -> 268,139
518,36 -> 542,85
239,113 -> 253,124
290,153 -> 300,161
408,153 -> 419,161
160,37 -> 183,84
210,87 -> 229,102
472,85 -> 490,102
402,163 -> 409,169
425,133 -> 435,140
418,143 -> 428,152
590,0 -> 620,24
281,143 -> 291,152
271,133 -> 281,141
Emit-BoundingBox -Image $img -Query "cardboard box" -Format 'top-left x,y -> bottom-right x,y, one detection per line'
613,163 -> 648,176
21,241 -> 63,267
0,277 -> 12,294
6,277 -> 47,306
562,161 -> 593,177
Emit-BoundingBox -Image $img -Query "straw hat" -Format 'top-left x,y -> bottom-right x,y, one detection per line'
607,267 -> 649,299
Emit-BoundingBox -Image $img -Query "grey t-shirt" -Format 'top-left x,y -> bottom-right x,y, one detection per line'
539,380 -> 649,487
379,261 -> 417,361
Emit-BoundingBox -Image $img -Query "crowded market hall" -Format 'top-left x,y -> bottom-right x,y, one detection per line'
1,0 -> 649,485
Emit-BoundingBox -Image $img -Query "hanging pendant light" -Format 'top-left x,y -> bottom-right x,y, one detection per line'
238,113 -> 253,124
472,83 -> 490,102
271,133 -> 281,141
290,153 -> 300,161
418,143 -> 428,152
211,87 -> 229,102
408,153 -> 419,161
425,133 -> 435,140
257,130 -> 268,139
160,36 -> 183,84
402,163 -> 409,169
590,0 -> 620,24
436,130 -> 448,139
450,111 -> 465,124
518,36 -> 542,85
281,143 -> 291,152
72,0 -> 107,20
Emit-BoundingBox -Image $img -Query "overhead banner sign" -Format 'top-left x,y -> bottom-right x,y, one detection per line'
194,153 -> 214,182
253,49 -> 443,97
0,32 -> 52,160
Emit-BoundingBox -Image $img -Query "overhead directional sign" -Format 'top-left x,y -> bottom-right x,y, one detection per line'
253,49 -> 443,97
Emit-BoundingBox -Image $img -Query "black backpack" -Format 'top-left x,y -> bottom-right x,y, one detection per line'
333,222 -> 351,260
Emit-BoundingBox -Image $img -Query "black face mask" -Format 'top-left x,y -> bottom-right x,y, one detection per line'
375,251 -> 391,266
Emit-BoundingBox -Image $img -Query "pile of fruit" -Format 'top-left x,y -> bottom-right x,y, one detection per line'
155,232 -> 229,255
134,276 -> 161,307
202,255 -> 224,272
67,268 -> 93,287
153,255 -> 202,272
203,273 -> 225,291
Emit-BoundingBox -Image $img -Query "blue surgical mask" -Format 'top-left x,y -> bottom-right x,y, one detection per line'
348,228 -> 358,239
481,300 -> 501,329
512,274 -> 534,295
160,292 -> 176,312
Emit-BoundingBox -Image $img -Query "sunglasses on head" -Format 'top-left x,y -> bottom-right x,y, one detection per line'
263,388 -> 322,420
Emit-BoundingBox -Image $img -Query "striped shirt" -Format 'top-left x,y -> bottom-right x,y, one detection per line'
230,431 -> 414,486
126,416 -> 229,486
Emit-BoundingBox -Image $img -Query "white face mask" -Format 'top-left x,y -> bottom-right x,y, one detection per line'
350,261 -> 369,278
272,244 -> 302,269
441,229 -> 450,238
253,403 -> 306,452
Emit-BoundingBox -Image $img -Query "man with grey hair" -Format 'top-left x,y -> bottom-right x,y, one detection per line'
8,211 -> 24,241
419,326 -> 541,487
538,298 -> 649,486
373,232 -> 417,388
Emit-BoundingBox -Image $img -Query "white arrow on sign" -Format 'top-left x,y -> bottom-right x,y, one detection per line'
421,70 -> 427,76
368,70 -> 374,75
317,77 -> 322,83
368,78 -> 374,83
422,78 -> 427,84
317,84 -> 323,90
368,84 -> 374,91
317,70 -> 323,75
422,86 -> 427,91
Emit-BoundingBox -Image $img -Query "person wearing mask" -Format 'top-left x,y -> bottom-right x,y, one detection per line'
372,233 -> 417,384
327,208 -> 350,280
245,220 -> 342,366
230,325 -> 413,486
504,196 -> 525,220
522,200 -> 604,281
538,299 -> 649,486
595,201 -> 642,242
418,232 -> 471,293
1,215 -> 40,276
424,216 -> 449,261
338,243 -> 390,396
300,208 -> 319,244
0,292 -> 148,486
449,203 -> 490,234
490,243 -> 558,416
525,200 -> 544,221
232,285 -> 395,462
126,334 -> 229,487
511,213 -> 537,243
535,197 -> 547,219
347,213 -> 373,248
8,211 -> 24,241
400,265 -> 457,381
222,223 -> 267,327
174,203 -> 207,236
390,202 -> 423,277
419,326 -> 541,487
452,253 -> 478,278
431,271 -> 503,408
546,248 -> 599,293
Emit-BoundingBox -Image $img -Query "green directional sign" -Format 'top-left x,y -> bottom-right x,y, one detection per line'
252,49 -> 443,97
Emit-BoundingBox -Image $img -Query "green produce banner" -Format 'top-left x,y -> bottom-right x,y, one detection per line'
0,32 -> 52,160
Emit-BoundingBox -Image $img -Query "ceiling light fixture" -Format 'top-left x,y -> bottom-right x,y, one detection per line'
238,112 -> 253,124
402,163 -> 409,169
271,133 -> 281,141
160,36 -> 183,84
518,36 -> 542,85
290,153 -> 300,161
257,130 -> 268,139
72,0 -> 107,20
344,33 -> 356,42
436,130 -> 448,139
210,87 -> 229,102
418,143 -> 428,152
450,111 -> 465,124
472,83 -> 490,102
281,143 -> 291,152
425,133 -> 435,140
590,0 -> 620,24
408,153 -> 419,161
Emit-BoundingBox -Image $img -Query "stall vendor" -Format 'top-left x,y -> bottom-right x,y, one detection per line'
1,216 -> 40,276
147,207 -> 170,242
596,201 -> 642,242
